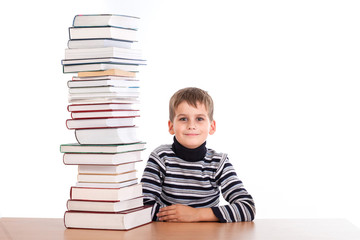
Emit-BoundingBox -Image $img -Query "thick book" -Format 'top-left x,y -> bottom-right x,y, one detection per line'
63,63 -> 140,73
63,150 -> 143,165
70,183 -> 143,201
73,14 -> 140,29
75,179 -> 138,188
62,57 -> 146,66
68,39 -> 132,49
69,26 -> 137,42
68,79 -> 139,88
71,75 -> 138,81
74,127 -> 140,145
64,47 -> 141,60
66,196 -> 144,212
77,170 -> 137,183
77,69 -> 136,78
67,103 -> 137,112
78,161 -> 139,174
69,98 -> 139,105
64,205 -> 152,230
60,142 -> 146,153
69,92 -> 139,101
71,110 -> 139,119
68,86 -> 140,94
66,117 -> 136,129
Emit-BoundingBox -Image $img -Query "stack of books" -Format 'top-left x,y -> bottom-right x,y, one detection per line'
60,14 -> 152,230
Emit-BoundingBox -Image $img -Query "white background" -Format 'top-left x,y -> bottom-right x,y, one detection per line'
0,0 -> 359,228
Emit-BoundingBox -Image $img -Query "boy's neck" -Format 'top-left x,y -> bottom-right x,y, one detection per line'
172,137 -> 207,161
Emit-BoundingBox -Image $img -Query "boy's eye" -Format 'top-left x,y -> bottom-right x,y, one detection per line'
197,117 -> 204,121
179,117 -> 187,121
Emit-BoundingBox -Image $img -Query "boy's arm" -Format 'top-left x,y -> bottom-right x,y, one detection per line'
140,152 -> 167,221
157,204 -> 219,222
211,156 -> 256,222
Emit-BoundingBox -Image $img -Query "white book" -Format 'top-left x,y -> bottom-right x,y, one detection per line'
70,183 -> 143,201
63,63 -> 140,73
60,142 -> 146,154
75,179 -> 138,188
68,79 -> 139,88
63,150 -> 143,165
65,47 -> 141,60
69,98 -> 140,105
67,103 -> 137,112
78,162 -> 139,174
72,75 -> 138,81
62,57 -> 146,65
69,26 -> 137,42
64,206 -> 152,230
77,170 -> 137,183
71,110 -> 140,119
66,196 -> 144,212
68,86 -> 139,94
69,92 -> 139,101
66,117 -> 137,129
75,127 -> 140,144
68,39 -> 132,49
73,14 -> 140,29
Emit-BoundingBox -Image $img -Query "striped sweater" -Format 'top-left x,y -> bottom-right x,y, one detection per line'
141,141 -> 255,222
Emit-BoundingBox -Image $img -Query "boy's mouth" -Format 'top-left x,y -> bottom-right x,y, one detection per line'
185,133 -> 199,136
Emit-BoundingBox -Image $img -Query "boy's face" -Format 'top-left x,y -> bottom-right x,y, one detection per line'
168,101 -> 216,149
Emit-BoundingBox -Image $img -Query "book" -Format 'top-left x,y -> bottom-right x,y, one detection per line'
63,150 -> 143,165
77,170 -> 137,183
66,117 -> 137,129
60,142 -> 146,153
68,79 -> 139,88
70,183 -> 143,201
74,127 -> 140,145
64,205 -> 152,230
68,86 -> 140,94
71,110 -> 140,119
64,47 -> 141,60
71,75 -> 138,81
77,69 -> 136,78
62,57 -> 146,65
69,26 -> 137,42
69,92 -> 139,101
67,103 -> 137,112
68,39 -> 132,49
75,179 -> 138,188
78,161 -> 139,174
69,98 -> 139,105
66,196 -> 144,212
63,63 -> 140,73
73,14 -> 140,29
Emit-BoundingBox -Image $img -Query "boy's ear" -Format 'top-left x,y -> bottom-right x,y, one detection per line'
209,120 -> 216,135
168,120 -> 175,135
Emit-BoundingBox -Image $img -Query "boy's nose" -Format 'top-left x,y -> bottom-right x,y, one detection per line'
187,120 -> 196,129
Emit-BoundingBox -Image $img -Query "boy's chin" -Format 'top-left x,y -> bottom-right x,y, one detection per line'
180,140 -> 205,149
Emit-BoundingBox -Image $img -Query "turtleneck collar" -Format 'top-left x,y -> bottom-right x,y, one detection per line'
171,136 -> 207,161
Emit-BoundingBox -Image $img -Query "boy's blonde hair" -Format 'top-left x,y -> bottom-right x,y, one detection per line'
169,87 -> 214,122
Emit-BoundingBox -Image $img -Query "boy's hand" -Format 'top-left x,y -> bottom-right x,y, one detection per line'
157,204 -> 218,222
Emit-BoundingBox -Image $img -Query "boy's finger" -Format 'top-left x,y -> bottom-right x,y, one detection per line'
157,209 -> 176,217
159,205 -> 176,212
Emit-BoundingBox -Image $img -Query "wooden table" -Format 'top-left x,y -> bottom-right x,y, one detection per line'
1,218 -> 359,240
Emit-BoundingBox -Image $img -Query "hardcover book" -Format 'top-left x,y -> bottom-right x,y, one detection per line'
64,205 -> 152,230
73,14 -> 140,29
69,26 -> 138,42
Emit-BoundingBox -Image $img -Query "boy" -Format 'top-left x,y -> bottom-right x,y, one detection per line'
141,87 -> 255,222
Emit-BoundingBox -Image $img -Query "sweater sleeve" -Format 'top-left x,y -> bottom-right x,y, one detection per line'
211,156 -> 256,222
140,150 -> 167,221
